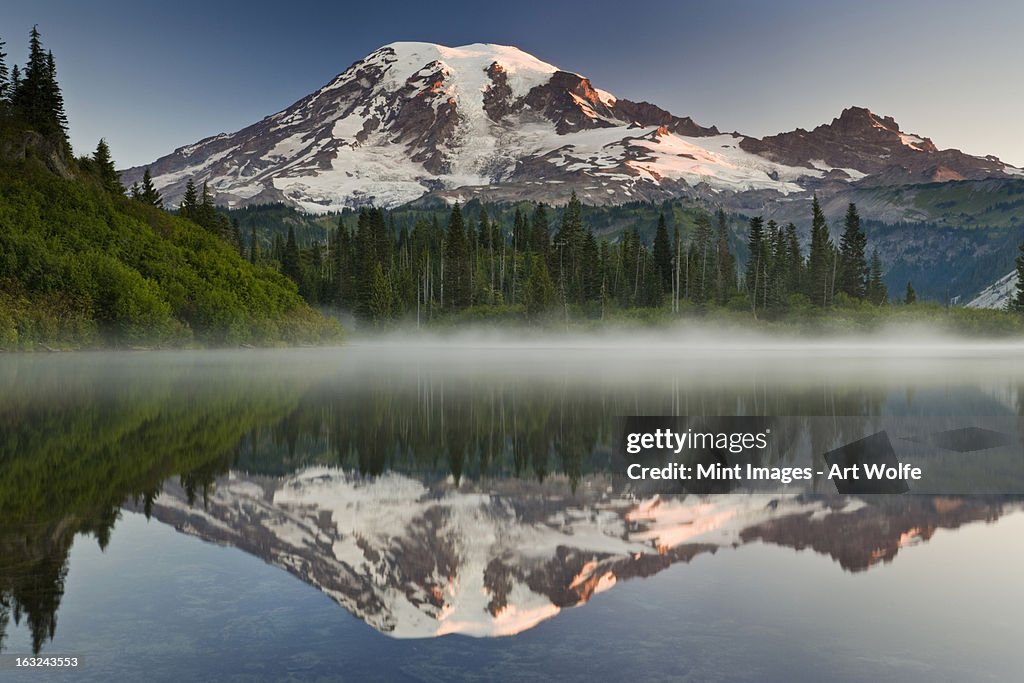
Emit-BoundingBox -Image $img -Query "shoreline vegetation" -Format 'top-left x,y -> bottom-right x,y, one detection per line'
2,26 -> 1024,352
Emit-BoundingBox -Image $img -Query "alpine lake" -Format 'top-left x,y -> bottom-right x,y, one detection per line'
2,336 -> 1023,682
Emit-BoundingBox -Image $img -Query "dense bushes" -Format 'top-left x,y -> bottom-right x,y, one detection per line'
0,156 -> 342,349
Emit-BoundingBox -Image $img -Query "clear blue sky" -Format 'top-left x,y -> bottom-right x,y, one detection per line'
4,0 -> 1023,167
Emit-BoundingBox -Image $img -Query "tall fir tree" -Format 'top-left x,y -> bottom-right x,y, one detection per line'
904,280 -> 916,305
686,213 -> 714,304
867,249 -> 888,305
477,207 -> 491,249
838,203 -> 868,299
714,209 -> 737,305
194,181 -> 217,231
282,225 -> 302,284
180,179 -> 198,218
806,195 -> 836,306
9,64 -> 21,107
529,203 -> 550,260
443,203 -> 470,308
249,224 -> 260,265
581,228 -> 601,304
512,208 -> 526,252
652,213 -> 672,291
332,221 -> 354,306
92,139 -> 122,194
140,168 -> 163,208
524,253 -> 556,318
768,219 -> 789,307
353,208 -> 378,318
553,191 -> 585,301
367,262 -> 393,322
231,218 -> 243,255
44,51 -> 68,136
744,216 -> 769,313
1013,241 -> 1024,313
0,37 -> 8,101
13,27 -> 67,140
784,222 -> 803,295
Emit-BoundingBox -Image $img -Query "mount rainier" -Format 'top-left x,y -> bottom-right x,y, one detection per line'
121,42 -> 1023,213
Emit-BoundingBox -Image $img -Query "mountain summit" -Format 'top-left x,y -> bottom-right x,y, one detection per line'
122,43 -> 1023,212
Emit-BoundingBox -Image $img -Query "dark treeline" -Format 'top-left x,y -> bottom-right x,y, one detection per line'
235,189 -> 901,325
741,198 -> 889,317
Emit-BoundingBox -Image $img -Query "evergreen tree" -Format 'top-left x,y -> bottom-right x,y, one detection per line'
180,179 -> 198,218
512,208 -> 526,252
581,228 -> 601,304
271,232 -> 285,264
477,207 -> 491,249
686,213 -> 714,304
13,27 -> 67,139
744,216 -> 768,311
44,51 -> 68,136
904,280 -> 916,305
194,181 -> 218,231
353,209 -> 378,318
332,221 -> 355,306
652,213 -> 672,291
18,26 -> 48,128
249,224 -> 259,265
1012,241 -> 1024,313
529,203 -> 550,259
867,249 -> 888,305
639,250 -> 663,307
140,168 -> 163,208
231,218 -> 243,255
0,37 -> 9,101
282,225 -> 302,284
838,203 -> 868,299
129,181 -> 141,200
806,195 -> 836,306
767,219 -> 789,308
92,139 -> 122,194
715,209 -> 737,305
368,262 -> 393,322
784,223 -> 803,295
524,254 -> 556,318
553,191 -> 585,302
9,65 -> 21,107
443,203 -> 470,308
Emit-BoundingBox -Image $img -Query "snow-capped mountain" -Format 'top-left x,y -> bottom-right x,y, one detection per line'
120,42 -> 1023,213
138,468 -> 1016,638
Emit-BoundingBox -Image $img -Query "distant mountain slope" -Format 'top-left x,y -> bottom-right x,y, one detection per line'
741,107 -> 1017,184
968,271 -> 1017,309
121,42 -> 1023,213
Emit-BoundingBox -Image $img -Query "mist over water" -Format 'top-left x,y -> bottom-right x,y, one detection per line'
2,337 -> 1023,680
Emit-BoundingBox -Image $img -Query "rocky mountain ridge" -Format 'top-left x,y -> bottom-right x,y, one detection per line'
121,42 -> 1023,213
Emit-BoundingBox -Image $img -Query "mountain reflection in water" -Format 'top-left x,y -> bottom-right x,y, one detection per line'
1,345 -> 1023,656
134,470 -> 1018,638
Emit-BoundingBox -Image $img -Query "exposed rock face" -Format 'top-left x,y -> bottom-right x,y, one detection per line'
0,130 -> 74,179
120,46 -> 1022,213
740,106 -> 1009,182
967,270 -> 1018,309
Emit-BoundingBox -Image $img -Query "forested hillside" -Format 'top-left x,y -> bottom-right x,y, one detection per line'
0,27 -> 341,349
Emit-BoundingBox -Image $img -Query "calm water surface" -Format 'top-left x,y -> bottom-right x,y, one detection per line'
1,341 -> 1022,681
